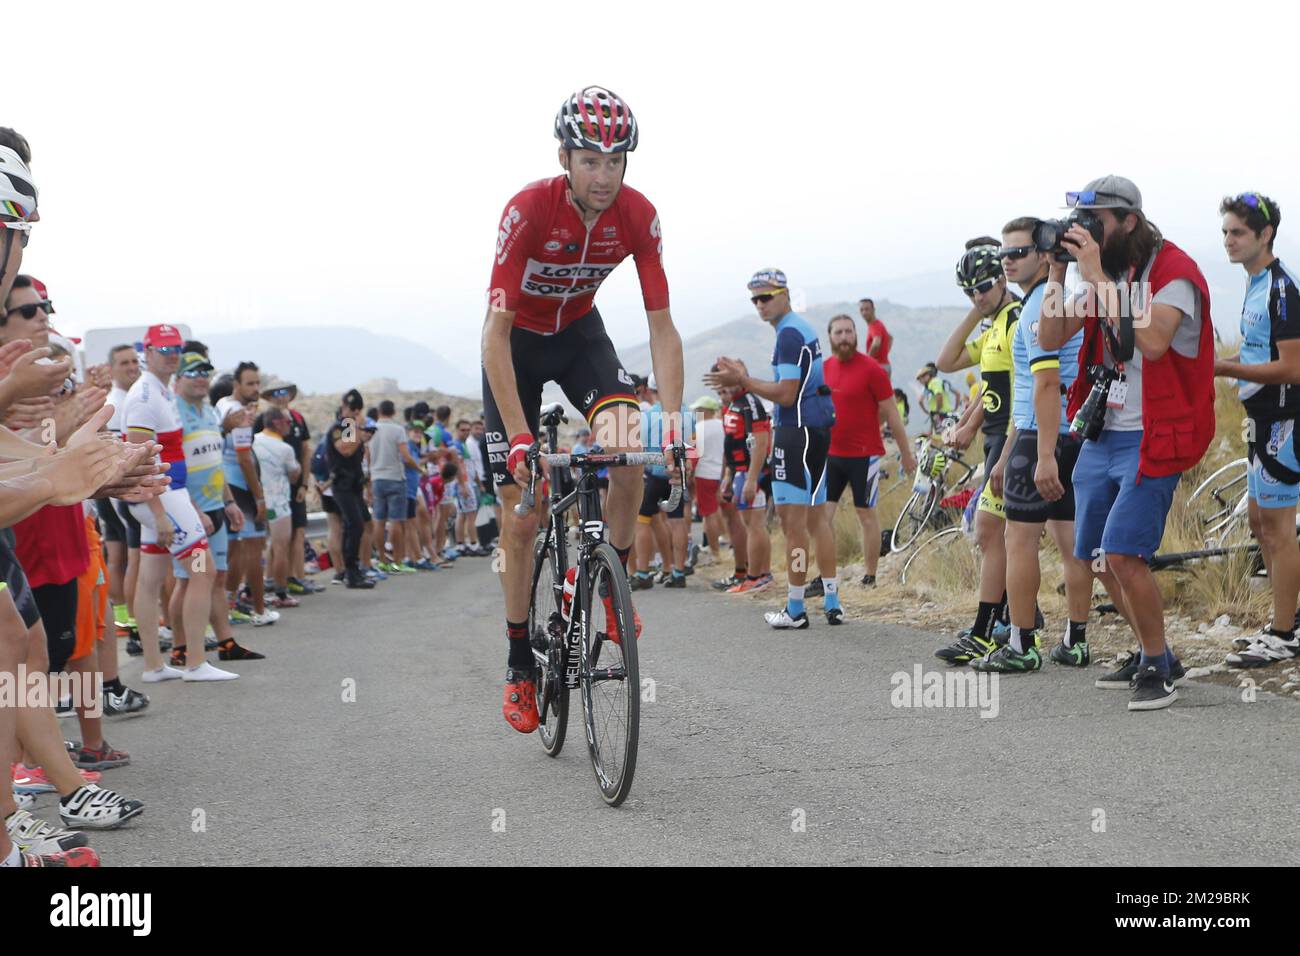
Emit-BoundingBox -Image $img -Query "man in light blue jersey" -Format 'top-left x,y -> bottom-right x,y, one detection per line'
1215,192 -> 1300,668
173,350 -> 262,664
706,268 -> 839,629
978,218 -> 1091,674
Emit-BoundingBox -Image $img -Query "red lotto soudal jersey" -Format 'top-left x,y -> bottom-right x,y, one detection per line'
488,175 -> 669,334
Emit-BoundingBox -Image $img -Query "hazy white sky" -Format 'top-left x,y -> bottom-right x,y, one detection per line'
13,0 -> 1299,371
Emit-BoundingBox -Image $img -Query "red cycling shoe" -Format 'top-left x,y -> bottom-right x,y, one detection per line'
601,595 -> 642,647
502,668 -> 539,734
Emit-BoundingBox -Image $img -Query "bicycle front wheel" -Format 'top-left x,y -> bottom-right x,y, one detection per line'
580,543 -> 639,807
891,486 -> 940,553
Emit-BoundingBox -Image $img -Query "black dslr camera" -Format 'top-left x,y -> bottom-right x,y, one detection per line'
1069,363 -> 1119,441
1033,209 -> 1104,263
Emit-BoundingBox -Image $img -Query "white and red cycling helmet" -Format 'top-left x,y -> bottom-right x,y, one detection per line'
554,86 -> 638,154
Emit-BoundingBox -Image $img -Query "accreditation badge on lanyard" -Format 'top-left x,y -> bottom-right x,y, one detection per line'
1104,266 -> 1138,410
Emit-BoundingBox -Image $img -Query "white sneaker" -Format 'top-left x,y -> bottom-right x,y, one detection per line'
250,610 -> 279,627
5,808 -> 89,854
183,662 -> 240,682
141,665 -> 185,683
764,608 -> 810,630
59,784 -> 145,830
1226,633 -> 1299,668
158,626 -> 174,641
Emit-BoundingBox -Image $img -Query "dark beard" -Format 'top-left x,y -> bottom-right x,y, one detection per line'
1100,232 -> 1130,279
833,342 -> 857,360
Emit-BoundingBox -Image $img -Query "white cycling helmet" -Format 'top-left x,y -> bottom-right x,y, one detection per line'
0,145 -> 37,221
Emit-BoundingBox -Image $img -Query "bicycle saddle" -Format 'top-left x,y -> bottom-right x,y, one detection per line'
540,403 -> 568,427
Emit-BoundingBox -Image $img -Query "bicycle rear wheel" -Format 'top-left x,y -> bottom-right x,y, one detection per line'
1185,458 -> 1249,546
580,543 -> 639,807
529,534 -> 569,757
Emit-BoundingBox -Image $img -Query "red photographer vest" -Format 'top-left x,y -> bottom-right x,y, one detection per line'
1066,240 -> 1215,478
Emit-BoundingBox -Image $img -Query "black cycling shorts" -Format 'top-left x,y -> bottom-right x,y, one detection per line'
33,579 -> 78,674
825,454 -> 881,509
230,485 -> 268,534
482,307 -> 638,489
0,531 -> 39,630
321,493 -> 339,515
770,425 -> 832,507
97,498 -> 126,544
1004,430 -> 1082,524
115,499 -> 141,549
639,474 -> 685,520
291,493 -> 308,531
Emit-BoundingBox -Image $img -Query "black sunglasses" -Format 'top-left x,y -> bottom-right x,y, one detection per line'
751,293 -> 781,304
998,245 -> 1033,261
9,302 -> 53,320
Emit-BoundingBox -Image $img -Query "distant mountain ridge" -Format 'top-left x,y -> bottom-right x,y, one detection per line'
200,326 -> 479,397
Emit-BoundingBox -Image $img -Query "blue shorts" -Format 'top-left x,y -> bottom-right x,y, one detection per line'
1248,419 -> 1300,509
770,425 -> 830,507
731,471 -> 768,511
1072,430 -> 1181,562
372,478 -> 408,521
174,509 -> 228,578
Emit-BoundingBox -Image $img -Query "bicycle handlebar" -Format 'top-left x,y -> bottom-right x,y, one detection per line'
514,447 -> 687,516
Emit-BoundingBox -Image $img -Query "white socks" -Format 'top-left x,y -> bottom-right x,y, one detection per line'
183,662 -> 239,682
823,577 -> 839,595
142,665 -> 184,683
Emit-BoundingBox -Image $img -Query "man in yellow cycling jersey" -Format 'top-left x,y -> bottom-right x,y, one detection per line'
915,362 -> 960,433
932,239 -> 1022,664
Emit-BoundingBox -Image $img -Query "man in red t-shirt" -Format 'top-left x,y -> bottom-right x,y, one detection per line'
822,315 -> 915,585
859,299 -> 893,380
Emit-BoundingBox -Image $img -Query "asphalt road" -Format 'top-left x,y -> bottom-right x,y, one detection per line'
53,555 -> 1300,866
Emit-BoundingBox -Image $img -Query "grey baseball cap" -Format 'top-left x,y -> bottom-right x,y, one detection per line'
1069,175 -> 1142,211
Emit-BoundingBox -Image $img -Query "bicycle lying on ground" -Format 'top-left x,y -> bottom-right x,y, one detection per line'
518,403 -> 684,807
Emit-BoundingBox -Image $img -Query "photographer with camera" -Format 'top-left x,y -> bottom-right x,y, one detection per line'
1037,176 -> 1215,711
974,219 -> 1089,674
1215,192 -> 1300,668
933,240 -> 1021,664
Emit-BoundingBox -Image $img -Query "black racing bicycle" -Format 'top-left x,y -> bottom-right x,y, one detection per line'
519,403 -> 684,807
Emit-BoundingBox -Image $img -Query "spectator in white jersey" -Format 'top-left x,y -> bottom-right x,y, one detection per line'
254,406 -> 303,603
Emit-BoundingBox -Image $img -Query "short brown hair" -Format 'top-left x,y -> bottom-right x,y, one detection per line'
1220,193 -> 1280,249
1002,217 -> 1041,237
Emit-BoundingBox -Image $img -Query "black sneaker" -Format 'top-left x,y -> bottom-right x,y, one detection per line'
630,574 -> 654,591
1097,650 -> 1188,688
345,572 -> 375,590
332,573 -> 346,586
124,636 -> 143,657
712,575 -> 743,591
825,607 -> 844,625
860,574 -> 876,588
1128,665 -> 1177,711
1095,651 -> 1140,689
663,574 -> 686,589
803,578 -> 825,598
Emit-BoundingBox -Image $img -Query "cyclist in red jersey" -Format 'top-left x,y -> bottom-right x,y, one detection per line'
860,299 -> 892,379
482,87 -> 685,734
